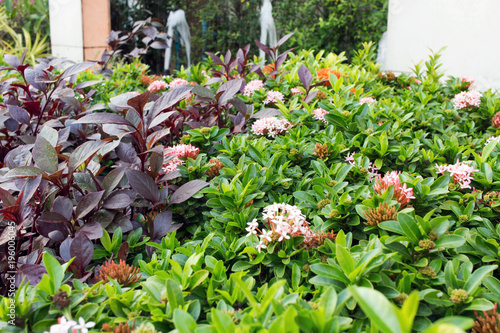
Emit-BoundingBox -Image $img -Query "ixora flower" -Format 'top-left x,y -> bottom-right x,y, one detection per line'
359,97 -> 377,105
163,144 -> 199,173
452,90 -> 482,109
312,108 -> 328,123
246,203 -> 335,252
147,80 -> 168,93
251,117 -> 292,137
461,75 -> 474,88
263,90 -> 285,104
486,135 -> 500,144
45,317 -> 95,333
243,79 -> 264,96
291,87 -> 302,95
169,78 -> 189,88
317,68 -> 346,86
492,112 -> 500,128
373,171 -> 415,208
436,161 -> 478,189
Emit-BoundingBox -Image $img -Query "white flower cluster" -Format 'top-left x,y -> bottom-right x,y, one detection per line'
45,317 -> 94,333
251,117 -> 293,137
246,203 -> 313,253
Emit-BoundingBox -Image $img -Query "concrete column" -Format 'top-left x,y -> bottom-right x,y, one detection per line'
49,0 -> 84,62
82,0 -> 111,61
49,0 -> 111,62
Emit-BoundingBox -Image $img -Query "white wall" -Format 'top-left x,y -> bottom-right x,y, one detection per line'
384,0 -> 500,91
49,0 -> 84,63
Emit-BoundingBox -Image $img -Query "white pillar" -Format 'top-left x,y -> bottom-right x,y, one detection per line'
49,0 -> 84,63
385,0 -> 500,91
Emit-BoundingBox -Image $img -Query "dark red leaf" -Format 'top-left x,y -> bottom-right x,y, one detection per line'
51,196 -> 74,220
74,113 -> 134,127
70,232 -> 93,271
127,91 -> 151,117
60,237 -> 73,262
36,212 -> 69,242
168,180 -> 208,205
115,142 -> 139,164
276,32 -> 294,48
126,169 -> 160,204
117,242 -> 129,261
75,191 -> 104,220
217,79 -> 245,104
16,264 -> 47,287
8,105 -> 30,125
251,108 -> 282,118
298,65 -> 312,91
103,192 -> 133,210
148,85 -> 193,120
59,62 -> 96,81
79,221 -> 103,240
153,210 -> 172,239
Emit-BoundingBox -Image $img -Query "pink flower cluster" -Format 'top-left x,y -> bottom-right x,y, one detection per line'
246,203 -> 313,253
251,117 -> 292,137
147,80 -> 168,93
373,171 -> 415,208
163,144 -> 199,173
452,90 -> 481,109
291,87 -> 302,95
492,112 -> 500,128
169,78 -> 189,88
359,97 -> 377,105
461,76 -> 474,87
243,79 -> 265,96
312,108 -> 328,123
263,90 -> 285,105
436,161 -> 478,189
414,79 -> 422,84
46,316 -> 94,333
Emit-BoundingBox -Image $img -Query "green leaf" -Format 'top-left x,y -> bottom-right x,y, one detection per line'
319,287 -> 337,318
259,280 -> 286,315
233,275 -> 258,307
432,317 -> 474,330
42,252 -> 62,294
398,213 -> 421,243
421,323 -> 466,333
336,243 -> 355,276
189,270 -> 209,290
464,265 -> 498,295
310,263 -> 349,284
74,303 -> 99,321
166,279 -> 185,310
293,191 -> 317,205
100,229 -> 112,253
463,298 -> 494,311
434,235 -> 465,249
481,140 -> 497,162
211,309 -> 235,333
173,309 -> 198,333
400,291 -> 419,333
349,286 -> 402,333
292,264 -> 300,290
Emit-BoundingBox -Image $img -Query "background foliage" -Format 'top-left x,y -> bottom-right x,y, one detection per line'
110,0 -> 388,72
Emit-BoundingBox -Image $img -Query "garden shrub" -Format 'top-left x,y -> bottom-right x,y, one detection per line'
0,36 -> 499,332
